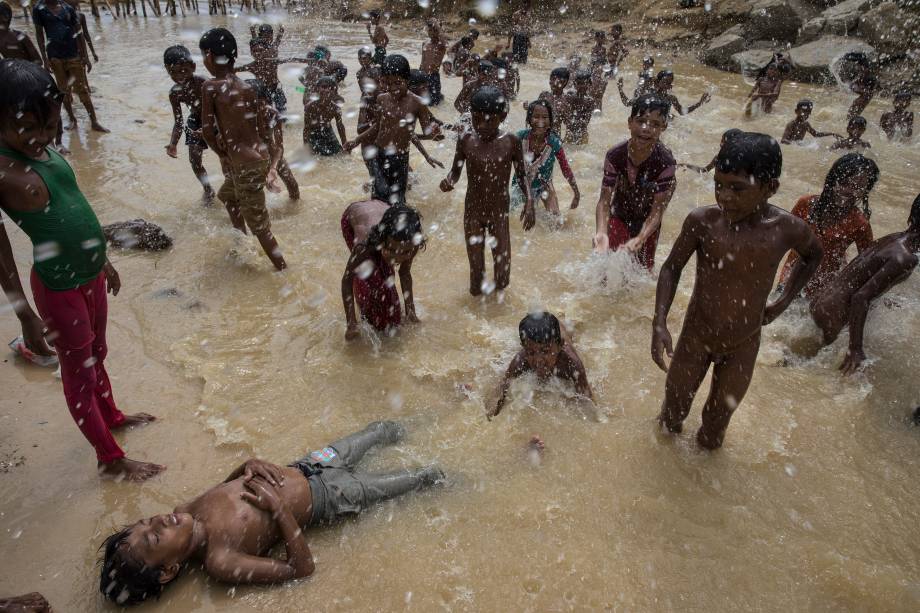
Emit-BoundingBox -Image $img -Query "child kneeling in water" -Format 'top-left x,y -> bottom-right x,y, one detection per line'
490,311 -> 592,418
341,201 -> 426,341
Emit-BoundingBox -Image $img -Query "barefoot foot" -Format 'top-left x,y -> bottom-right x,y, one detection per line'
99,457 -> 165,482
527,435 -> 544,466
112,412 -> 158,430
202,189 -> 215,206
91,122 -> 110,133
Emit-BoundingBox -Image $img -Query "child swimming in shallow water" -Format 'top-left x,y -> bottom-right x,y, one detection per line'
341,201 -> 426,341
490,312 -> 592,418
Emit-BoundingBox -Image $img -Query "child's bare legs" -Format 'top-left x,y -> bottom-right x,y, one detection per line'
217,173 -> 248,233
277,157 -> 300,200
809,297 -> 847,346
490,212 -> 511,291
464,214 -> 487,295
696,334 -> 760,449
659,331 -> 712,435
541,187 -> 560,215
189,144 -> 214,203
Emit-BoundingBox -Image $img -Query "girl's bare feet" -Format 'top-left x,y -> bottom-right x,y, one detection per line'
98,458 -> 165,482
112,412 -> 158,429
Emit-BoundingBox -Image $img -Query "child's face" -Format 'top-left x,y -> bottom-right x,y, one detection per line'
657,75 -> 674,91
796,106 -> 812,119
122,513 -> 196,575
529,105 -> 550,132
714,170 -> 777,223
766,66 -> 780,79
848,123 -> 866,138
0,108 -> 61,159
359,54 -> 371,69
643,58 -> 654,69
522,339 -> 562,378
832,171 -> 872,206
318,83 -> 335,101
166,62 -> 195,85
627,110 -> 667,144
549,75 -> 568,93
383,75 -> 407,97
472,110 -> 505,140
410,83 -> 430,100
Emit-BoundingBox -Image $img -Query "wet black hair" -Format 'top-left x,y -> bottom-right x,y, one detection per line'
163,44 -> 193,67
99,526 -> 169,605
199,27 -> 237,64
573,69 -> 592,83
381,54 -> 411,81
550,67 -> 570,82
909,193 -> 920,229
257,23 -> 273,37
492,58 -> 508,71
655,69 -> 674,82
630,95 -> 670,120
813,153 -> 879,221
848,115 -> 867,130
328,60 -> 347,83
611,23 -> 623,34
722,128 -> 743,142
460,35 -> 474,48
795,99 -> 813,111
409,69 -> 428,88
471,85 -> 507,115
358,46 -> 372,58
642,56 -> 654,66
368,8 -> 381,20
470,28 -> 480,38
0,59 -> 63,126
894,88 -> 913,101
0,1 -> 13,22
526,98 -> 553,129
366,205 -> 426,251
594,30 -> 606,38
715,131 -> 782,185
519,312 -> 562,345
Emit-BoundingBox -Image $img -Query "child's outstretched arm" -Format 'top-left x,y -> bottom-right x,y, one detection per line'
398,260 -> 419,323
616,78 -> 631,107
624,184 -> 674,254
344,118 -> 378,152
512,135 -> 535,230
166,90 -> 184,158
686,91 -> 710,114
593,184 -> 614,252
334,108 -> 348,153
410,135 -> 443,168
489,352 -> 527,419
652,212 -> 702,371
763,219 -> 822,325
563,346 -> 593,401
439,135 -> 467,191
555,147 -> 580,209
0,217 -> 53,356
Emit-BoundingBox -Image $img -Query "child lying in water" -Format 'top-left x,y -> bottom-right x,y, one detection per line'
489,312 -> 592,418
99,421 -> 444,605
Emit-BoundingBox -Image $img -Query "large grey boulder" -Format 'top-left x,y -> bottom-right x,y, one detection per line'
787,36 -> 876,83
858,2 -> 920,54
730,48 -> 778,75
700,24 -> 747,68
799,18 -> 827,44
743,0 -> 804,43
822,0 -> 872,35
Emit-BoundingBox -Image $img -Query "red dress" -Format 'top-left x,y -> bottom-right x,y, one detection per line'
341,211 -> 402,331
780,195 -> 873,297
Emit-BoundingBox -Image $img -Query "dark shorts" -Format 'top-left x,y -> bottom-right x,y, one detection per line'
372,151 -> 410,206
512,33 -> 531,64
426,71 -> 443,105
307,124 -> 342,156
269,84 -> 287,113
185,115 -> 207,149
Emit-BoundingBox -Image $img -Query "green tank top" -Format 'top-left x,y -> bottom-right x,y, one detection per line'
0,147 -> 106,290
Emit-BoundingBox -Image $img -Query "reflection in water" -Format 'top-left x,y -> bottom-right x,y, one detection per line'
2,11 -> 920,612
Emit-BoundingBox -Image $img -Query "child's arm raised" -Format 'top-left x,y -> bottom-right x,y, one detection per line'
762,218 -> 822,325
165,89 -> 184,158
439,135 -> 467,191
511,135 -> 535,230
489,352 -> 527,419
651,212 -> 703,371
398,260 -> 420,323
0,217 -> 53,356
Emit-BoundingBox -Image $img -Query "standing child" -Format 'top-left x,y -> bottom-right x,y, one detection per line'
508,0 -> 533,64
341,202 -> 425,340
780,99 -> 840,144
420,18 -> 447,106
880,89 -> 913,141
440,86 -> 535,295
843,52 -> 878,122
652,131 -> 822,449
510,100 -> 580,219
593,96 -> 676,270
0,59 -> 164,481
590,31 -> 607,68
0,1 -> 41,63
235,39 -> 311,114
744,60 -> 784,116
356,47 -> 379,94
367,9 -> 388,65
303,76 -> 347,156
607,23 -> 629,70
345,54 -> 439,206
199,28 -> 287,271
522,67 -> 570,137
163,45 -> 215,204
250,22 -> 283,52
489,311 -> 592,418
810,193 -> 920,375
247,79 -> 299,200
563,70 -> 596,145
831,116 -> 871,150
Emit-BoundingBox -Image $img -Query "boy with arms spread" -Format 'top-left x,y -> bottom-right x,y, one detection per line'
810,193 -> 920,375
199,28 -> 287,271
99,421 -> 444,605
652,132 -> 823,449
32,0 -> 107,132
593,96 -> 676,270
781,99 -> 840,144
440,87 -> 534,296
0,59 -> 163,481
344,54 -> 439,206
303,76 -> 347,156
235,38 -> 310,114
490,312 -> 592,418
163,45 -> 215,203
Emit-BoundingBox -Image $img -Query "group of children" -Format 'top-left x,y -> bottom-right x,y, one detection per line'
1,11 -> 919,609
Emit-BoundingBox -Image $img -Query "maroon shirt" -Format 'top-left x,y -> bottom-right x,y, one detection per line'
602,140 -> 676,233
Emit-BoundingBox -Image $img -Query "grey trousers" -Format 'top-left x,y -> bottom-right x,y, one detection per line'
290,421 -> 443,524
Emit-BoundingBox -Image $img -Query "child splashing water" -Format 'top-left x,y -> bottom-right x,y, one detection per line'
510,100 -> 580,222
341,201 -> 426,341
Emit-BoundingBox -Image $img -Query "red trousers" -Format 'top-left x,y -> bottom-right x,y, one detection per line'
607,216 -> 660,270
31,270 -> 126,464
